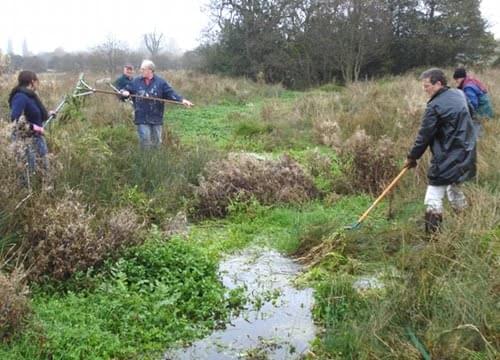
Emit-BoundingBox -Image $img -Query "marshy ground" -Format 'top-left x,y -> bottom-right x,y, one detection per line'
0,69 -> 498,359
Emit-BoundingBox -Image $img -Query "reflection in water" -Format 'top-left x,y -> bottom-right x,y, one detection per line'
165,248 -> 316,359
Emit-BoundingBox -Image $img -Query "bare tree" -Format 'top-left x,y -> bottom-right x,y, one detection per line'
143,30 -> 164,58
93,36 -> 128,74
329,0 -> 391,82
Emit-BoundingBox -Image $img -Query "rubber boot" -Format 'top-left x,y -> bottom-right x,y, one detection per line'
424,211 -> 442,234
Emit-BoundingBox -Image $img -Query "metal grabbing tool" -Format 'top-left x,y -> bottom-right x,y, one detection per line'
76,75 -> 184,105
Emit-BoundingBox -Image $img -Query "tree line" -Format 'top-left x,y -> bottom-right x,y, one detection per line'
184,0 -> 497,88
0,32 -> 183,76
1,1 -> 498,88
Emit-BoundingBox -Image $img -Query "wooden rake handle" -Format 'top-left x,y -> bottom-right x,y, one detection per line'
354,166 -> 409,226
92,88 -> 184,106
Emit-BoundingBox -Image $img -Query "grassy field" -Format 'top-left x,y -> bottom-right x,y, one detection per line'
0,69 -> 498,359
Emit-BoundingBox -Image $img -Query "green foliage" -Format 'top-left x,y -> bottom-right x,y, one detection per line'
313,276 -> 371,357
200,0 -> 494,86
0,233 -> 239,359
234,120 -> 274,138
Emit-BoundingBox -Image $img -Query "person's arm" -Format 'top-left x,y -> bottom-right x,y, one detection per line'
119,80 -> 136,98
161,80 -> 183,102
161,80 -> 193,107
408,105 -> 439,161
10,94 -> 27,121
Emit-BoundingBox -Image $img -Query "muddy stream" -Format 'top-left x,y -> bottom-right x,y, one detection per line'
164,248 -> 316,359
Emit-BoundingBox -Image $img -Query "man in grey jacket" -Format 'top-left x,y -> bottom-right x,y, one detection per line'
405,68 -> 477,234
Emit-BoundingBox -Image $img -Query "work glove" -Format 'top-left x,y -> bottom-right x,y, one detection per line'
404,157 -> 417,169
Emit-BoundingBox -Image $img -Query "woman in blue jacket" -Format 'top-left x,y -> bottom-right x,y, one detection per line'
8,70 -> 51,177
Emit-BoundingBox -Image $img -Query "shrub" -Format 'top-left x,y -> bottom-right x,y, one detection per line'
0,123 -> 21,229
193,153 -> 318,218
340,129 -> 399,195
0,268 -> 30,341
22,191 -> 143,281
101,207 -> 145,250
23,190 -> 99,281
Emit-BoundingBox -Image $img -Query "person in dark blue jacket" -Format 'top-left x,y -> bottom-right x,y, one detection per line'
453,67 -> 494,119
9,70 -> 53,176
120,60 -> 193,148
114,63 -> 135,96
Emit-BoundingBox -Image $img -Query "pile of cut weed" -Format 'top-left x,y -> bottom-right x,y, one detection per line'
192,153 -> 318,218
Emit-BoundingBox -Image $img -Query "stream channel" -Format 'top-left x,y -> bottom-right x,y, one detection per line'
165,247 -> 316,359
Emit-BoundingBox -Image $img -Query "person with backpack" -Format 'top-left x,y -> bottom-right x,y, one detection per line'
453,67 -> 494,119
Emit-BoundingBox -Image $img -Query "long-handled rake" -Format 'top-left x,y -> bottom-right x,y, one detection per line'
43,74 -> 89,129
43,73 -> 189,129
76,75 -> 185,106
297,166 -> 409,266
107,82 -> 133,105
346,166 -> 409,230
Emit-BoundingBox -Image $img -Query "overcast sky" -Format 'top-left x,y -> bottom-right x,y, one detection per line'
1,0 -> 499,55
0,0 -> 211,54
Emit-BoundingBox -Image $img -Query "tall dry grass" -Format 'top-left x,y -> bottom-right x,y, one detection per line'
0,267 -> 30,341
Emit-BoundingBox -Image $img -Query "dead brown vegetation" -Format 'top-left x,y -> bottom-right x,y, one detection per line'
20,191 -> 144,281
193,153 -> 318,218
0,268 -> 30,341
340,129 -> 399,195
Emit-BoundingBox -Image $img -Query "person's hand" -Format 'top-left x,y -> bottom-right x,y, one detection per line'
120,90 -> 130,97
182,99 -> 193,108
31,124 -> 45,135
49,110 -> 57,118
404,157 -> 417,169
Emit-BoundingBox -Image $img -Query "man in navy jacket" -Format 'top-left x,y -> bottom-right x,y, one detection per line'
120,60 -> 193,148
114,63 -> 135,101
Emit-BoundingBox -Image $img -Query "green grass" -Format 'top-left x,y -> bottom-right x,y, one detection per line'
1,72 -> 498,359
0,231 -> 242,359
188,196 -> 379,257
167,91 -> 315,153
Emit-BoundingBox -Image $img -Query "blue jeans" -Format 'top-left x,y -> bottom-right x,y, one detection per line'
137,124 -> 163,148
